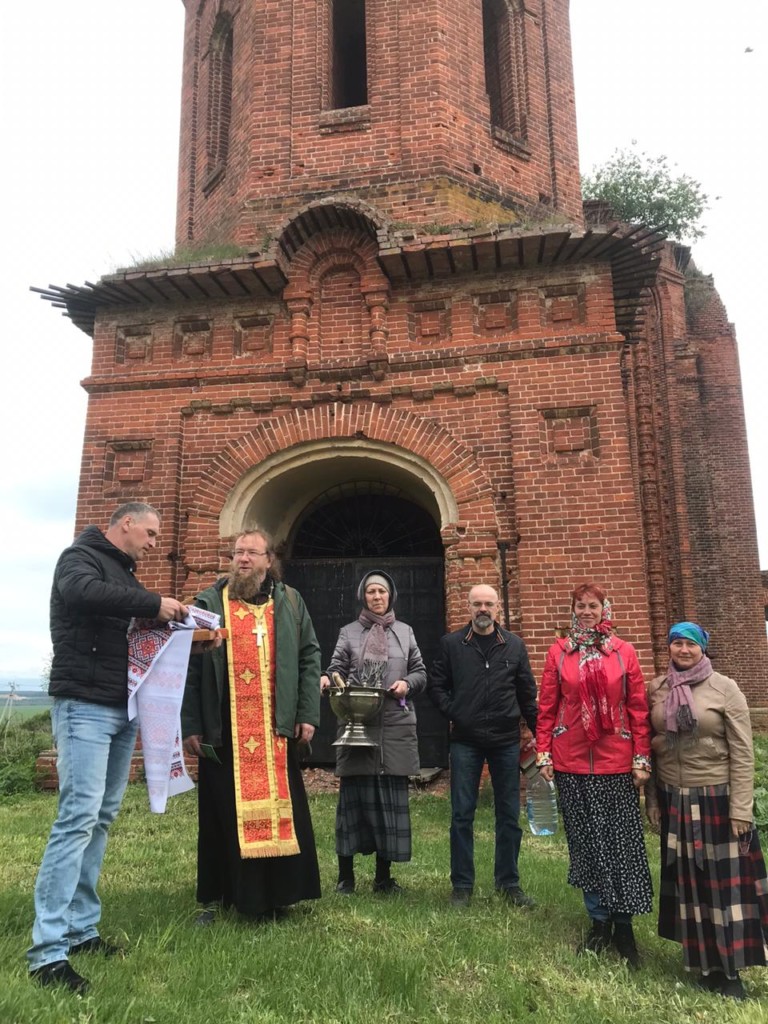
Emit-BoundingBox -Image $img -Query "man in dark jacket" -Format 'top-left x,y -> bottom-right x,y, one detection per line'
429,584 -> 538,908
28,502 -> 187,993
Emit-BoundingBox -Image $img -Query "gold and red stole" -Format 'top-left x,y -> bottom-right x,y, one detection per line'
222,586 -> 299,859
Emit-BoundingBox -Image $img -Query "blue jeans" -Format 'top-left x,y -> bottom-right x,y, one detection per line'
28,698 -> 138,970
583,890 -> 631,924
449,741 -> 522,891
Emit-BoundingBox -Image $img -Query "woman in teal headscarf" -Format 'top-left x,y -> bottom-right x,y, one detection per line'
645,622 -> 768,1000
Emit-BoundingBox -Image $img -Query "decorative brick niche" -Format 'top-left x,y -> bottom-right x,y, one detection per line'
234,313 -> 274,356
104,440 -> 154,492
538,283 -> 586,327
115,324 -> 153,363
173,319 -> 212,359
540,406 -> 599,461
408,298 -> 451,345
472,290 -> 518,335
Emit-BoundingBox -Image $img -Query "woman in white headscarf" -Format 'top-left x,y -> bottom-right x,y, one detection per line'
321,570 -> 426,895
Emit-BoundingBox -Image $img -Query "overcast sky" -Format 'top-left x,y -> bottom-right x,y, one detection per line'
1,1 -> 765,684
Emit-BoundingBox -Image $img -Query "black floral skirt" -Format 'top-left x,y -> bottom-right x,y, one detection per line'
556,771 -> 653,915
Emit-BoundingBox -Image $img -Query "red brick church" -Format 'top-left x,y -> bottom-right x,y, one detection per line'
39,0 -> 767,757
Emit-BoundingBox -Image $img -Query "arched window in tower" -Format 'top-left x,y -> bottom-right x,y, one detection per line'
206,14 -> 234,182
330,0 -> 368,109
482,0 -> 527,141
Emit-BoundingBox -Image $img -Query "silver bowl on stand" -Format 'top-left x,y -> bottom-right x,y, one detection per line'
328,674 -> 387,747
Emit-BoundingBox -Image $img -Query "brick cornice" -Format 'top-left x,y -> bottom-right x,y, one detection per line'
34,222 -> 663,340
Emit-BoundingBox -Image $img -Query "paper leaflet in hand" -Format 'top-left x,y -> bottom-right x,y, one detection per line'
127,606 -> 221,812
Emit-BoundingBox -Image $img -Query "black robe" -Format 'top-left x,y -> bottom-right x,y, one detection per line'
196,684 -> 321,916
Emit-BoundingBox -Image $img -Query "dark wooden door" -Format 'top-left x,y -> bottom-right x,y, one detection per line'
283,557 -> 448,767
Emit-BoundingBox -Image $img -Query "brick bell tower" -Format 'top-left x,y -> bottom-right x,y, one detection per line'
176,0 -> 583,248
39,0 -> 768,722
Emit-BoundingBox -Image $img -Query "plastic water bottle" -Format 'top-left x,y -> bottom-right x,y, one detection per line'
526,772 -> 558,835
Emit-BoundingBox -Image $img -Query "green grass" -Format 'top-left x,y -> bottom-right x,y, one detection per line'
0,711 -> 53,797
1,703 -> 52,722
1,787 -> 766,1023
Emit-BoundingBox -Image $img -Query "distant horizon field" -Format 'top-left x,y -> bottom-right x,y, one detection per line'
0,691 -> 51,700
0,691 -> 52,724
0,678 -> 47,693
0,692 -> 49,700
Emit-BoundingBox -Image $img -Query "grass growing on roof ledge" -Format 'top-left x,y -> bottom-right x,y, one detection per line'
116,243 -> 255,274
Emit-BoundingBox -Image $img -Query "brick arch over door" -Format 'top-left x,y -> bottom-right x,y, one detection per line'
183,402 -> 501,597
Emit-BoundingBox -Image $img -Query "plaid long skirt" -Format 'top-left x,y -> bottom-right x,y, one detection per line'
336,775 -> 412,861
658,782 -> 768,975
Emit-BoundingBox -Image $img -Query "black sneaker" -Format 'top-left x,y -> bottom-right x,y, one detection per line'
31,960 -> 89,993
373,878 -> 403,895
335,879 -> 355,895
69,936 -> 122,957
499,886 -> 536,909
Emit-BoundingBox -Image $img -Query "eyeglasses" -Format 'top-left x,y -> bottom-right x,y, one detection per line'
233,549 -> 269,558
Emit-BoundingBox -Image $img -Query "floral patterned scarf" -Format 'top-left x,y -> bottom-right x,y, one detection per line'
565,598 -> 615,744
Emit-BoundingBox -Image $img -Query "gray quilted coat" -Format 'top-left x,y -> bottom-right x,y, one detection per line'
327,619 -> 426,776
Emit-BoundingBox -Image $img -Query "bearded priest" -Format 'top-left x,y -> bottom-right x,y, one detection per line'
182,528 -> 322,924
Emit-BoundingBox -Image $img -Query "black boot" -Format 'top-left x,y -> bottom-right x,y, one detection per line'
373,856 -> 403,894
579,918 -> 612,954
612,921 -> 640,970
696,970 -> 726,991
336,855 -> 355,894
718,973 -> 747,1000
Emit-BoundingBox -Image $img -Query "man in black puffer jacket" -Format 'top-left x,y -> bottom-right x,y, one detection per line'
28,502 -> 188,993
430,584 -> 538,909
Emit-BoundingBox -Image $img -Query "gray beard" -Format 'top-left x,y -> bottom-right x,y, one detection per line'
473,613 -> 493,631
228,569 -> 267,602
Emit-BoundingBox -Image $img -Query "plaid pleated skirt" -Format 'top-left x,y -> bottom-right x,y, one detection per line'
556,771 -> 654,915
336,775 -> 412,862
657,782 -> 768,975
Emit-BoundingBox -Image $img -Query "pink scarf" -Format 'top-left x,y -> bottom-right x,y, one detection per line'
565,599 -> 615,744
664,654 -> 712,739
357,607 -> 395,688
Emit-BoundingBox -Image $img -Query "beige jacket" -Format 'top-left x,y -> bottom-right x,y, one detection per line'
645,670 -> 754,822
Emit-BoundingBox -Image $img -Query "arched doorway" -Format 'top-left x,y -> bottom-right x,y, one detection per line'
282,487 -> 447,767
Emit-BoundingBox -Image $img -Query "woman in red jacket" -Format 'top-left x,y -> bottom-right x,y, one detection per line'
536,583 -> 653,967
